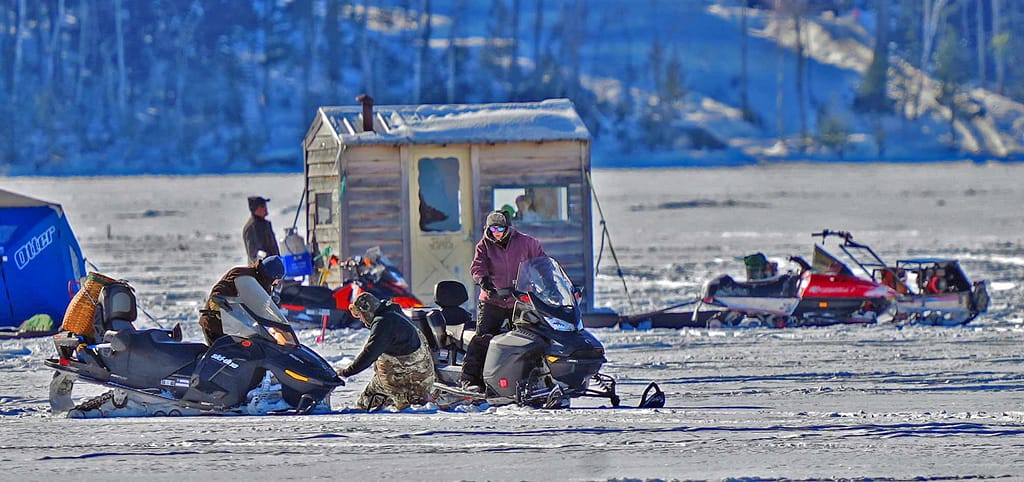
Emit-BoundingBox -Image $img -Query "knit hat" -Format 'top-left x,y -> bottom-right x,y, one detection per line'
248,196 -> 270,213
349,292 -> 380,320
486,210 -> 509,228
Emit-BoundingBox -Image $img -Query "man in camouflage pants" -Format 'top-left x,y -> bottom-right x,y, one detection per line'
338,292 -> 435,411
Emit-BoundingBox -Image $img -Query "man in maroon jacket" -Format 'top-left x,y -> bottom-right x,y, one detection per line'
459,210 -> 546,391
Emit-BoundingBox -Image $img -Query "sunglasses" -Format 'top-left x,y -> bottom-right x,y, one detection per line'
488,225 -> 507,233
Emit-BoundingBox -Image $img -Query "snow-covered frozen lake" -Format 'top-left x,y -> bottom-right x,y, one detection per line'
3,162 -> 1024,481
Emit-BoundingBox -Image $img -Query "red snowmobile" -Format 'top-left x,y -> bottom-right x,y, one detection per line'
277,247 -> 423,329
695,231 -> 897,328
808,230 -> 989,326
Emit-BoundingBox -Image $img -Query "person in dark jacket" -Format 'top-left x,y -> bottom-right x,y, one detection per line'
338,292 -> 435,411
243,196 -> 280,263
198,255 -> 286,345
459,210 -> 546,391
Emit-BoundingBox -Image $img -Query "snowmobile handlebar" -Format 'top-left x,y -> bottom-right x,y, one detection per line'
811,229 -> 853,241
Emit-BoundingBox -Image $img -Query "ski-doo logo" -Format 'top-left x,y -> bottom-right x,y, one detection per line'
211,354 -> 240,369
14,225 -> 56,270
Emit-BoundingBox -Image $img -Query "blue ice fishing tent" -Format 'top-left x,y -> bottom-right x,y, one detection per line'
0,188 -> 86,329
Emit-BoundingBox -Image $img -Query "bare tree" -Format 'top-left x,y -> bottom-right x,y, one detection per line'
792,1 -> 808,150
12,0 -> 25,110
8,0 -> 26,161
326,0 -> 344,92
114,0 -> 126,125
445,0 -> 465,103
508,0 -> 521,96
992,0 -> 1005,94
935,24 -> 969,149
43,0 -> 66,89
358,0 -> 376,95
774,2 -> 784,141
975,0 -> 985,88
739,0 -> 751,120
260,0 -> 276,143
914,0 -> 952,119
414,0 -> 433,103
532,0 -> 543,66
559,0 -> 586,100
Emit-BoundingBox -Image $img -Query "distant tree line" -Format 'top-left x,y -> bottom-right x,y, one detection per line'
0,0 -> 605,173
0,0 -> 1020,173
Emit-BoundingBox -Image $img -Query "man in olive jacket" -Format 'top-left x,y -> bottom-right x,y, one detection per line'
243,196 -> 280,263
338,292 -> 435,411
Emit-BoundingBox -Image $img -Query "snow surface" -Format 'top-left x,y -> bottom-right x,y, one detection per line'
2,163 -> 1024,480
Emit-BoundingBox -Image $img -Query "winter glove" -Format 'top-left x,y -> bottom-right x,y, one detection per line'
480,277 -> 497,295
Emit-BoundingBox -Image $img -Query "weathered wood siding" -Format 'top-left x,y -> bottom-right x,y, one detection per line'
340,145 -> 405,271
304,117 -> 342,285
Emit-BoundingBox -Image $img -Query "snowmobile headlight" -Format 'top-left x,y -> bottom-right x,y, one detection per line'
544,315 -> 576,332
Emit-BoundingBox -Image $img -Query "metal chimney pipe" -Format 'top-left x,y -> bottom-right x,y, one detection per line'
356,94 -> 374,132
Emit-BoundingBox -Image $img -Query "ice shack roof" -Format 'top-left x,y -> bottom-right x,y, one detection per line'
316,98 -> 590,145
0,188 -> 61,211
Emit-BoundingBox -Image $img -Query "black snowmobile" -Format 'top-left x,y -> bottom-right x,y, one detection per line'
416,256 -> 663,409
46,275 -> 343,418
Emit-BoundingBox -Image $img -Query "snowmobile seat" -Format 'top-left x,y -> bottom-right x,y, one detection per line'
706,274 -> 799,298
94,282 -> 138,334
103,329 -> 207,388
431,280 -> 475,352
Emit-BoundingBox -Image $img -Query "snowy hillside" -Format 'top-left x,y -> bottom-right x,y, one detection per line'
586,2 -> 1024,167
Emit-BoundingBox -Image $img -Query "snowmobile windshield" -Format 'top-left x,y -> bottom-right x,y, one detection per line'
811,245 -> 855,277
220,276 -> 299,347
515,257 -> 577,310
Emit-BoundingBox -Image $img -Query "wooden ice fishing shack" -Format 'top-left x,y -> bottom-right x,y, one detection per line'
302,97 -> 598,313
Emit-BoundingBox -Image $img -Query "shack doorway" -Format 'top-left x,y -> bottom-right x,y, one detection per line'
409,145 -> 475,304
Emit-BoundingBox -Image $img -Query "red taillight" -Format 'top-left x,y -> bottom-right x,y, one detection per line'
241,340 -> 252,348
519,295 -> 531,303
499,378 -> 508,388
59,358 -> 70,366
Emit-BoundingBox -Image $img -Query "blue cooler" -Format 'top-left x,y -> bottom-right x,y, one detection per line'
281,231 -> 313,277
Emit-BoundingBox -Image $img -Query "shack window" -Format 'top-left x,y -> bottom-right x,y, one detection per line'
315,193 -> 333,225
493,186 -> 569,223
417,157 -> 462,232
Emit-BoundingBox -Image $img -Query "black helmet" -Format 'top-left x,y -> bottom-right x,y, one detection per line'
258,255 -> 286,281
